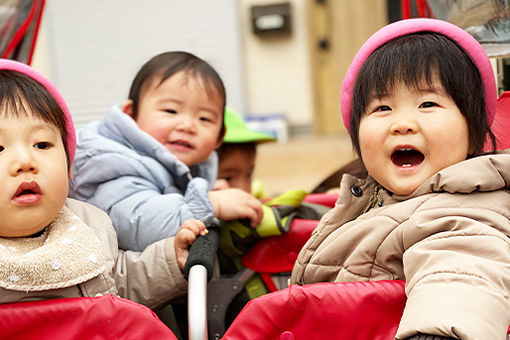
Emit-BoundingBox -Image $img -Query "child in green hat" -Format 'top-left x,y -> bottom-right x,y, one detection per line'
214,109 -> 328,322
215,107 -> 275,197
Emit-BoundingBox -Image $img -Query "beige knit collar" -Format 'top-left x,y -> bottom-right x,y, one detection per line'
0,206 -> 105,292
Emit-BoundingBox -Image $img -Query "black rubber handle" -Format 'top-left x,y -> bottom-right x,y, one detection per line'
183,217 -> 219,281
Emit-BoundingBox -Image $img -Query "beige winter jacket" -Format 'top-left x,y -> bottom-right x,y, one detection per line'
0,198 -> 187,310
291,153 -> 510,340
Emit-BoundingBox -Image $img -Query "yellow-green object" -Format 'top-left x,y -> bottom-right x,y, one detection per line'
223,107 -> 276,143
251,180 -> 267,200
244,275 -> 269,299
265,189 -> 308,206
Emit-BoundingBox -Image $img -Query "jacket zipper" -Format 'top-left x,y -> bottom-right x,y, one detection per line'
361,185 -> 382,214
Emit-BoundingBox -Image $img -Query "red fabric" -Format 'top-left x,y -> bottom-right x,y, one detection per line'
241,194 -> 334,304
487,91 -> 510,151
2,0 -> 40,60
223,280 -> 510,338
243,194 -> 338,273
0,295 -> 177,340
242,218 -> 318,273
302,193 -> 338,208
401,0 -> 411,19
260,273 -> 279,293
26,0 -> 45,65
400,0 -> 433,19
222,280 -> 407,340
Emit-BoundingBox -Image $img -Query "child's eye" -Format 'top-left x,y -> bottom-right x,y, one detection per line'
0,145 -> 3,152
165,109 -> 177,114
373,105 -> 391,112
199,116 -> 212,122
420,101 -> 438,108
34,142 -> 51,149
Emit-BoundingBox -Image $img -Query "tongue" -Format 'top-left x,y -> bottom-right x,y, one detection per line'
392,150 -> 424,167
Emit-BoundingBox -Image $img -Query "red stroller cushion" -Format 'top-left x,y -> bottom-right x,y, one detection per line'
302,193 -> 339,208
486,91 -> 510,151
242,194 -> 339,274
0,294 -> 177,340
222,280 -> 406,340
242,218 -> 318,274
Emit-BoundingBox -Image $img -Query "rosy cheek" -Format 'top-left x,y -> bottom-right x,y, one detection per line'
151,130 -> 168,144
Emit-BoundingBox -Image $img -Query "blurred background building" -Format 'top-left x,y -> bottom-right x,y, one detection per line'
26,0 -> 387,194
31,1 -> 388,135
13,0 -> 510,195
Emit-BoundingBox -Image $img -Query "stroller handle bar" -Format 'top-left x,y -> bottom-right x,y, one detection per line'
188,264 -> 209,340
184,217 -> 219,281
184,218 -> 219,340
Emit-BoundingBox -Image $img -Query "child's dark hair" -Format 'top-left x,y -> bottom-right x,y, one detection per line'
217,142 -> 256,162
349,32 -> 496,158
128,51 -> 226,138
0,70 -> 70,167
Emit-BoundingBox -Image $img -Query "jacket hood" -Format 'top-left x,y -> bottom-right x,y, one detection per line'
101,105 -> 218,188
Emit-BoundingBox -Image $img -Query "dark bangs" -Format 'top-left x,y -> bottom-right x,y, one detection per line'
0,70 -> 69,165
158,56 -> 226,108
350,32 -> 495,157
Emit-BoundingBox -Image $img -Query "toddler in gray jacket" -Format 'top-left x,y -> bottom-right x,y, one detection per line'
70,51 -> 263,251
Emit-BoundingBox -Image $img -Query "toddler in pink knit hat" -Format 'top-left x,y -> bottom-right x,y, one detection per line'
291,19 -> 510,340
0,59 -> 206,326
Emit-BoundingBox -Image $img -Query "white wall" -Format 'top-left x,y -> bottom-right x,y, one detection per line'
30,14 -> 51,79
32,0 -> 246,128
32,0 -> 314,131
239,0 -> 313,129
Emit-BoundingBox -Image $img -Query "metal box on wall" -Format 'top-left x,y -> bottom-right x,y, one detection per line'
251,2 -> 292,36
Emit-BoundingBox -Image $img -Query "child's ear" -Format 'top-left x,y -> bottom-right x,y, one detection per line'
216,126 -> 226,149
122,100 -> 135,118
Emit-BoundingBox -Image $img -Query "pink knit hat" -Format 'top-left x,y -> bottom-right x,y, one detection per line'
0,59 -> 75,164
340,18 -> 497,134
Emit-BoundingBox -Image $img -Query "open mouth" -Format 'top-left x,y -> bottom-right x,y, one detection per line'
169,140 -> 193,149
13,181 -> 41,199
391,148 -> 424,168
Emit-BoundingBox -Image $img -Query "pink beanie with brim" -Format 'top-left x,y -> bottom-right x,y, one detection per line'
340,18 -> 497,134
0,59 -> 75,164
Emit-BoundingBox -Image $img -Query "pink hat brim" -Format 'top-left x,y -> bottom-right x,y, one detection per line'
0,59 -> 75,165
340,18 -> 497,134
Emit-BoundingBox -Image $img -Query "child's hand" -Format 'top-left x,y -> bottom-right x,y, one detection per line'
208,188 -> 263,227
213,178 -> 230,191
175,219 -> 208,271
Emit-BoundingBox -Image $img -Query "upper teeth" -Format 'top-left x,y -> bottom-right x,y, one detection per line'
399,148 -> 413,151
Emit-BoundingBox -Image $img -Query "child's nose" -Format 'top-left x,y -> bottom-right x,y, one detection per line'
176,115 -> 197,133
390,114 -> 418,135
9,150 -> 37,176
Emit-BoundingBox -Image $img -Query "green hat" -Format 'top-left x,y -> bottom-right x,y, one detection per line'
223,107 -> 276,143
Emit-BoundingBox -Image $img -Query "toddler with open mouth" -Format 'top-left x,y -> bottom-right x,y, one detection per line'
291,19 -> 510,340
